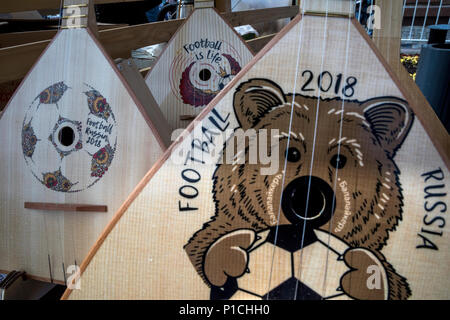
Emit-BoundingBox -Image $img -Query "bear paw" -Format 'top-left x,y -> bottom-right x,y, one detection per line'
204,229 -> 256,287
340,248 -> 389,300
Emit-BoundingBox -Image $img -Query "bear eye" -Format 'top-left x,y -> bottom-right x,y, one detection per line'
286,147 -> 301,162
330,154 -> 347,169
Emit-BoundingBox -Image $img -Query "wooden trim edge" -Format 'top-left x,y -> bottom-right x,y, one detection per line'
24,202 -> 108,212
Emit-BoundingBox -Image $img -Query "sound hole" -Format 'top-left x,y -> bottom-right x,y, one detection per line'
58,126 -> 75,147
199,69 -> 212,81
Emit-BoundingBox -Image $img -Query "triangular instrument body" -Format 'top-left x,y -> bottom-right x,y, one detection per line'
66,12 -> 449,300
145,7 -> 254,131
0,26 -> 169,283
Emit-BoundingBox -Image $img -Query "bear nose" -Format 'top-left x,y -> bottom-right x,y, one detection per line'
281,176 -> 335,227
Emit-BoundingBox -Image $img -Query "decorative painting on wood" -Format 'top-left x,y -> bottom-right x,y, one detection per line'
145,0 -> 254,131
0,0 -> 170,284
65,0 -> 449,300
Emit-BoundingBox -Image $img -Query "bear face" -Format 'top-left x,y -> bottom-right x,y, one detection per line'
185,78 -> 414,299
213,78 -> 414,251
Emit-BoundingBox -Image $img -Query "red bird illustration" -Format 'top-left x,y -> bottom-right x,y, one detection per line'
222,54 -> 241,77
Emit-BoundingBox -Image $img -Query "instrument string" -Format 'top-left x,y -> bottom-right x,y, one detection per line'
42,0 -> 65,284
320,1 -> 354,299
55,0 -> 68,284
192,2 -> 197,131
292,0 -> 331,300
265,0 -> 307,299
67,0 -> 79,282
387,1 -> 393,80
70,0 -> 93,279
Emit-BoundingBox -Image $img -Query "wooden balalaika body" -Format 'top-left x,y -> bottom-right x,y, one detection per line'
65,0 -> 449,299
145,0 -> 253,131
0,0 -> 170,284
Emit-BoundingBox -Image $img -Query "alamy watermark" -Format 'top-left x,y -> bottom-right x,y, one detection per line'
170,123 -> 281,175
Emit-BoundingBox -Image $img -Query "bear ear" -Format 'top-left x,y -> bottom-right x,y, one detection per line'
362,97 -> 414,158
233,78 -> 286,130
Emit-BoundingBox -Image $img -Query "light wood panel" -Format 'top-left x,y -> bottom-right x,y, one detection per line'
224,5 -> 298,27
372,0 -> 450,165
372,0 -> 403,74
113,33 -> 276,79
64,8 -> 450,300
0,34 -> 281,113
116,59 -> 172,147
0,0 -> 144,13
145,7 -> 253,131
247,33 -> 276,53
0,6 -> 299,84
0,5 -> 170,283
0,25 -> 126,49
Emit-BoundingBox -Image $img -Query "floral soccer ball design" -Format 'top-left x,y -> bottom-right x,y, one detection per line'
21,82 -> 117,193
210,229 -> 352,300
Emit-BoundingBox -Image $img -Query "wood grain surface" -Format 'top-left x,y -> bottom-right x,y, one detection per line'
145,7 -> 253,131
0,20 -> 170,283
64,10 -> 450,299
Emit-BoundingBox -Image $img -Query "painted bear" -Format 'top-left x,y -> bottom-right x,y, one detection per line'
184,78 -> 414,300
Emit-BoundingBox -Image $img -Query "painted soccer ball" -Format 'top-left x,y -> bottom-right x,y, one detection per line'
210,229 -> 351,300
21,82 -> 117,193
171,39 -> 243,108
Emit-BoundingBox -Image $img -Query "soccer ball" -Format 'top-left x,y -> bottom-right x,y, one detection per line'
21,81 -> 117,193
210,229 -> 352,300
172,42 -> 243,108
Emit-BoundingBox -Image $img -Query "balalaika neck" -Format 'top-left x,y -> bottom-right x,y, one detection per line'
300,0 -> 355,17
194,0 -> 215,10
61,0 -> 97,34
